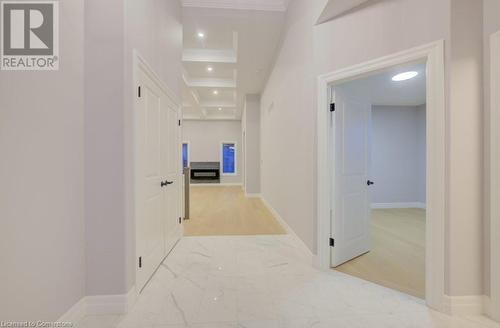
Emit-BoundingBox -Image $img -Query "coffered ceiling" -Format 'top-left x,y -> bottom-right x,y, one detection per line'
181,1 -> 288,120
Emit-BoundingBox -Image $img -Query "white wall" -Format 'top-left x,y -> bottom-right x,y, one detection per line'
371,106 -> 426,206
261,0 -> 448,254
183,120 -> 243,184
0,0 -> 85,320
84,0 -> 127,297
447,0 -> 484,297
261,0 -> 485,297
416,105 -> 427,204
243,95 -> 261,194
85,0 -> 183,297
483,0 -> 500,299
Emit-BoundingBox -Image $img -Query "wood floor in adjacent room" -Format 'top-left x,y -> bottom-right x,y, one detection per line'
184,186 -> 286,236
335,208 -> 426,299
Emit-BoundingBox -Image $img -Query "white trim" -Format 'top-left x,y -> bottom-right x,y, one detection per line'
490,30 -> 500,322
316,41 -> 446,311
484,296 -> 492,317
86,288 -> 136,316
57,288 -> 137,324
220,141 -> 238,176
57,298 -> 86,324
371,202 -> 426,209
259,195 -> 314,261
182,0 -> 288,12
190,182 -> 242,187
245,193 -> 261,198
442,295 -> 486,316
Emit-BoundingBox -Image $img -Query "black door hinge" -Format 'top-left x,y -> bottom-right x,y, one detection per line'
138,86 -> 141,98
179,217 -> 182,224
178,120 -> 181,126
329,238 -> 335,247
330,103 -> 335,112
139,256 -> 142,268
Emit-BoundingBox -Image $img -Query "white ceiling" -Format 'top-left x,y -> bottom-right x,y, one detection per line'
181,4 -> 287,120
338,63 -> 427,107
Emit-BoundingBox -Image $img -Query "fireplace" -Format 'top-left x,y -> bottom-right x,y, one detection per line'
190,162 -> 220,184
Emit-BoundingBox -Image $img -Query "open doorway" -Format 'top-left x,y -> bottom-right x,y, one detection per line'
316,42 -> 446,310
181,119 -> 285,236
331,63 -> 427,299
178,7 -> 287,238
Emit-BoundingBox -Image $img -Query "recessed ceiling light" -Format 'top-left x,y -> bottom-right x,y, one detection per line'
207,66 -> 213,72
218,107 -> 222,111
392,71 -> 419,82
213,90 -> 219,95
197,32 -> 205,39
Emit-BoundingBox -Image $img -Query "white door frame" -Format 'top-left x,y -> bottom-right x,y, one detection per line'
133,50 -> 183,296
316,41 -> 446,310
490,30 -> 500,322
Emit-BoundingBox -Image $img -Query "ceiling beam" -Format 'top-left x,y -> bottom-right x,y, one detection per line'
182,0 -> 289,12
183,49 -> 237,63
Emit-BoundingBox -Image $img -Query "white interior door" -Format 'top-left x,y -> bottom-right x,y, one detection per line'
136,68 -> 167,291
163,100 -> 182,254
136,63 -> 182,292
331,85 -> 372,267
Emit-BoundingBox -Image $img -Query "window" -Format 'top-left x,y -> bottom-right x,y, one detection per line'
221,142 -> 237,175
182,142 -> 189,168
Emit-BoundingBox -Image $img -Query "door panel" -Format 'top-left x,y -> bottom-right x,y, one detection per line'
137,70 -> 166,291
331,86 -> 372,267
164,98 -> 182,254
136,66 -> 182,292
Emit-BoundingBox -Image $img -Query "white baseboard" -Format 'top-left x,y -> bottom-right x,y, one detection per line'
57,298 -> 86,323
86,287 -> 136,315
371,202 -> 426,209
259,195 -> 314,260
245,193 -> 261,198
484,296 -> 492,317
58,287 -> 136,323
442,295 -> 485,316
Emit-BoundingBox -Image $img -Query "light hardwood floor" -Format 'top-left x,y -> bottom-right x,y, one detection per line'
335,208 -> 426,299
184,186 -> 286,236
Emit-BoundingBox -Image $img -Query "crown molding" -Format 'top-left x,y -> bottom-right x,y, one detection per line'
182,0 -> 288,12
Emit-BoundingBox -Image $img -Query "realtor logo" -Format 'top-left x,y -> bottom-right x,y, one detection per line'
1,1 -> 59,70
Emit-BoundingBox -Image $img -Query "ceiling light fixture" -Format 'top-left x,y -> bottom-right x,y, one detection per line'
197,32 -> 205,39
392,71 -> 419,82
207,66 -> 213,72
218,107 -> 222,111
213,90 -> 219,95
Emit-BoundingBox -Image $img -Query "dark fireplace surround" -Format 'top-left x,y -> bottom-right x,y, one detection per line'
190,162 -> 220,184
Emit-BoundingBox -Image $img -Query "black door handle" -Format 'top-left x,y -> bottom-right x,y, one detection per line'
367,180 -> 375,186
161,180 -> 174,187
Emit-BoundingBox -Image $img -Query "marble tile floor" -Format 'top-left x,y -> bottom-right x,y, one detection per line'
78,235 -> 500,328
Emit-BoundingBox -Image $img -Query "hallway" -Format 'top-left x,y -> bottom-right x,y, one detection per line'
184,186 -> 286,236
2,0 -> 500,324
79,235 -> 498,328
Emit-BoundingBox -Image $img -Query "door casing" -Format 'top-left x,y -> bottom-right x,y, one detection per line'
316,41 -> 446,311
490,30 -> 500,322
